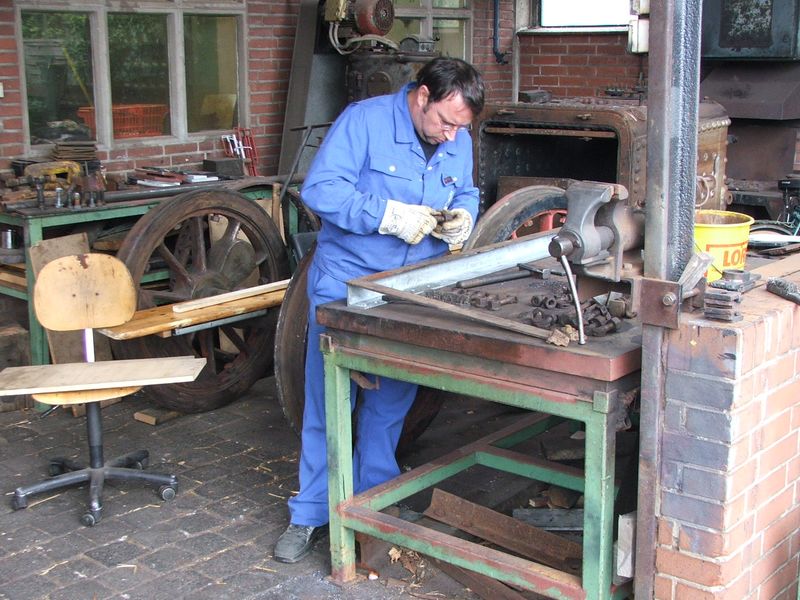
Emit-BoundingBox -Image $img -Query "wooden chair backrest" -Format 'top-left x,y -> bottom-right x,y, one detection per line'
33,254 -> 137,332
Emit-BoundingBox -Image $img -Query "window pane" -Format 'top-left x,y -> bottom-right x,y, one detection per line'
433,18 -> 466,58
185,15 -> 239,133
21,11 -> 94,144
393,0 -> 424,8
387,16 -> 423,44
108,13 -> 170,138
541,0 -> 630,27
433,0 -> 467,8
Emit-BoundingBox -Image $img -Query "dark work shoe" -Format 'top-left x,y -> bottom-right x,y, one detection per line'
273,524 -> 325,563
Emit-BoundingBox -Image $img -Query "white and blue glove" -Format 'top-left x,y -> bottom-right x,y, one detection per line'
431,208 -> 473,246
379,200 -> 438,245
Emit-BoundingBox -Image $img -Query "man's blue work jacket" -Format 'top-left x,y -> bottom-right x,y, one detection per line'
301,82 -> 480,281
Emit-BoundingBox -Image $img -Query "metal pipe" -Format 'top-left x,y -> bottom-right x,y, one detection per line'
493,0 -> 508,64
636,0 -> 703,597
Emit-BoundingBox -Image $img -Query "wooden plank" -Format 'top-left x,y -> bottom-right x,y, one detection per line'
100,289 -> 285,340
172,279 -> 290,313
0,356 -> 206,396
134,407 -> 182,426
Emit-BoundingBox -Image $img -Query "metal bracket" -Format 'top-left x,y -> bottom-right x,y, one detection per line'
638,277 -> 682,329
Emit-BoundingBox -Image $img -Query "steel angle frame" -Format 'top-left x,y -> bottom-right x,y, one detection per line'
346,231 -> 556,308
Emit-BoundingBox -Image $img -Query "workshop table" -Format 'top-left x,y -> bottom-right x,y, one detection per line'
317,295 -> 641,600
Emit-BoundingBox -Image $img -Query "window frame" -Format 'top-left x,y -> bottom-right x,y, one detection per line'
392,0 -> 473,60
16,1 -> 248,151
519,0 -> 630,34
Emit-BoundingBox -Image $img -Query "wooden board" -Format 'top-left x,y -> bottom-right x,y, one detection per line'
100,289 -> 285,340
134,407 -> 182,426
33,386 -> 140,406
172,279 -> 289,313
0,356 -> 206,396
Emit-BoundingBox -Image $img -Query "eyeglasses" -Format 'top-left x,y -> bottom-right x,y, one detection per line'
436,110 -> 472,133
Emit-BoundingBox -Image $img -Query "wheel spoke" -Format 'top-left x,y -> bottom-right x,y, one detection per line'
220,326 -> 248,354
157,242 -> 193,285
189,216 -> 208,272
195,330 -> 220,375
140,288 -> 190,306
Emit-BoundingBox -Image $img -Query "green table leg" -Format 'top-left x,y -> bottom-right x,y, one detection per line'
324,341 -> 357,583
583,391 -> 617,600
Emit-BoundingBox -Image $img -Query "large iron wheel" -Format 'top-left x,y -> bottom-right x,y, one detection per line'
274,248 -> 446,454
113,189 -> 291,413
465,185 -> 567,249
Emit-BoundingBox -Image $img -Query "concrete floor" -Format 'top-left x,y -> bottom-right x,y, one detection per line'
0,375 -> 541,600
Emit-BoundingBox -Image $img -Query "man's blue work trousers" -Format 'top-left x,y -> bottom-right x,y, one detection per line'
287,259 -> 418,527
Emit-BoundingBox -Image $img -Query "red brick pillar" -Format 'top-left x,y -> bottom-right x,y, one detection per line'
0,3 -> 24,170
654,270 -> 800,599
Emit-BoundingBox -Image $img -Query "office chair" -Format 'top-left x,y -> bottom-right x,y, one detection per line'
1,253 -> 205,526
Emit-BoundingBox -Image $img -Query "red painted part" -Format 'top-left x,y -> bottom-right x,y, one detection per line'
510,209 -> 568,239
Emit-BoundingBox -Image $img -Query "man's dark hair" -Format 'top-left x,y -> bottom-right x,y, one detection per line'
416,57 -> 485,116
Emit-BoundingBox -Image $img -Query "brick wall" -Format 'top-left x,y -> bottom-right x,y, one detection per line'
0,2 -> 23,170
517,33 -> 646,98
0,0 -> 515,178
655,259 -> 800,599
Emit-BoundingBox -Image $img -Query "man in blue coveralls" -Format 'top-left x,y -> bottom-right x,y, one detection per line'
273,57 -> 485,563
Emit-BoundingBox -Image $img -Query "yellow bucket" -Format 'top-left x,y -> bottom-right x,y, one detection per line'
694,210 -> 754,282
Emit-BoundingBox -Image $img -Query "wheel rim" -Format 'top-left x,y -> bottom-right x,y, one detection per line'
114,189 -> 290,413
465,185 -> 568,249
274,247 -> 444,453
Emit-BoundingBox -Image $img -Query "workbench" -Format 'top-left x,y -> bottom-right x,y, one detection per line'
317,288 -> 641,599
0,199 -> 163,365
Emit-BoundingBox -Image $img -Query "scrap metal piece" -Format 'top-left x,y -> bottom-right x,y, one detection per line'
703,288 -> 742,322
423,488 -> 582,571
709,269 -> 761,293
766,277 -> 800,304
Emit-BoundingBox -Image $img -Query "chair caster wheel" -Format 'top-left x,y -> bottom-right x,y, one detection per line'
49,461 -> 66,476
158,485 -> 177,501
80,512 -> 99,527
11,495 -> 27,510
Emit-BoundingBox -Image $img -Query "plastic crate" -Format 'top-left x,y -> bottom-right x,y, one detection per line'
77,104 -> 169,139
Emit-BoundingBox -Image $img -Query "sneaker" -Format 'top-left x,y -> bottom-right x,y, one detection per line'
273,524 -> 325,563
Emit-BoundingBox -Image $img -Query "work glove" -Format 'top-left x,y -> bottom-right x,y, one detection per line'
431,208 -> 473,246
378,200 -> 438,245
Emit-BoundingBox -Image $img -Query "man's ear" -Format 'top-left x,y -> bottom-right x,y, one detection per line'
416,84 -> 430,108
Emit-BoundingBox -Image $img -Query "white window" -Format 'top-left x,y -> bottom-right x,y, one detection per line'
19,3 -> 245,147
389,0 -> 473,59
534,0 -> 631,31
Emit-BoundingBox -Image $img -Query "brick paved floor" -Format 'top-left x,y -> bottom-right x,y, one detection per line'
0,376 -> 528,600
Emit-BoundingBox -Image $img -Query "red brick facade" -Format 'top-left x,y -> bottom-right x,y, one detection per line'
0,3 -> 651,177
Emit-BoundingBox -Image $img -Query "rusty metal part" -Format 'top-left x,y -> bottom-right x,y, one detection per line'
456,268 -> 529,288
429,557 -> 530,600
487,295 -> 518,311
766,277 -> 800,304
424,488 -> 582,572
473,98 -> 729,215
703,289 -> 743,322
638,278 -> 682,329
709,269 -> 761,293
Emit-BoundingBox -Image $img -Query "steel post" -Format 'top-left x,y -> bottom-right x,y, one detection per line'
637,0 -> 703,596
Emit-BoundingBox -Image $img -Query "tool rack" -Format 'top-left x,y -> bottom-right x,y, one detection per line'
316,241 -> 642,599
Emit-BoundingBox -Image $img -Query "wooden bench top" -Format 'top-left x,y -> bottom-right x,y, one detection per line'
98,281 -> 288,340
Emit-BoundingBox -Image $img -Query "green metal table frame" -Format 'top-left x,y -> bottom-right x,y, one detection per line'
319,305 -> 639,600
0,200 -> 163,365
